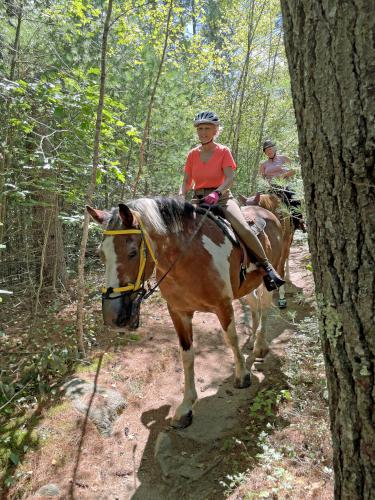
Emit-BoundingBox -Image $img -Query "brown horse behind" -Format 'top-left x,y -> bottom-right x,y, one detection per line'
88,197 -> 284,427
239,193 -> 294,308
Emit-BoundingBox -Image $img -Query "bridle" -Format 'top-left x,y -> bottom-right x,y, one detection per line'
101,218 -> 157,301
101,205 -> 213,304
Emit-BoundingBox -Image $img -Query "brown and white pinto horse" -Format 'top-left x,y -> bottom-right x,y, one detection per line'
239,193 -> 294,308
87,197 -> 284,428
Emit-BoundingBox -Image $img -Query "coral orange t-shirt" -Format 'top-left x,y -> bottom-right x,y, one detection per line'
184,144 -> 237,189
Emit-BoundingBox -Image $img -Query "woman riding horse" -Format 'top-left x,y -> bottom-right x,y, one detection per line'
180,111 -> 285,291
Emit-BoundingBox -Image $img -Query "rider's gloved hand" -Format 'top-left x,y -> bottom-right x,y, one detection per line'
203,191 -> 220,205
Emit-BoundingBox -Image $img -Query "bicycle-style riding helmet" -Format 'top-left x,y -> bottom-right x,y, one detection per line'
193,111 -> 220,127
262,140 -> 276,151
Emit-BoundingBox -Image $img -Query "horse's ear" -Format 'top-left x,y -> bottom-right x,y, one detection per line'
87,206 -> 108,224
254,192 -> 261,205
118,204 -> 135,227
238,194 -> 248,206
245,193 -> 261,206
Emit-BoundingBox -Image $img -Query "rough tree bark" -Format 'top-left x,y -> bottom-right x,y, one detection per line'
280,1 -> 375,498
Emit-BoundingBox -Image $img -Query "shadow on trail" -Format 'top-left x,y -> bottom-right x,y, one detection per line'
132,293 -> 314,500
132,352 -> 284,500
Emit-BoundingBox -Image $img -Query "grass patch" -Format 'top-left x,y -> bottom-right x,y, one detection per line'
45,401 -> 71,418
75,351 -> 114,373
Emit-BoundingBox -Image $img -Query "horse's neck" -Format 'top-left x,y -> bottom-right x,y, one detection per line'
149,232 -> 185,273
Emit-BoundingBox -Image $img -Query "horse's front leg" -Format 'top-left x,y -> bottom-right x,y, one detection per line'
217,302 -> 251,389
167,305 -> 197,429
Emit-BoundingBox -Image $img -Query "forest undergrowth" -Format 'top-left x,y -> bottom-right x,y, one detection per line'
225,314 -> 333,499
1,241 -> 333,499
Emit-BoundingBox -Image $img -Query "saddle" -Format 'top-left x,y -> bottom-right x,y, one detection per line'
195,205 -> 266,282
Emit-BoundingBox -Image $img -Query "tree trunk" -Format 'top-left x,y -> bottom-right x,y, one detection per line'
280,1 -> 375,498
132,0 -> 174,197
32,193 -> 66,293
0,2 -> 23,243
248,29 -> 281,191
228,0 -> 261,155
9,2 -> 23,81
191,0 -> 196,35
75,0 -> 113,355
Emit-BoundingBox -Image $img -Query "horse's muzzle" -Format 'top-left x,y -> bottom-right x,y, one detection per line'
102,292 -> 142,330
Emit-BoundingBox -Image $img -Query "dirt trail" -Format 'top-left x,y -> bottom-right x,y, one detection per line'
13,240 -> 323,500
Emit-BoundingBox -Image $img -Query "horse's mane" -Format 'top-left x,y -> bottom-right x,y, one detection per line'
258,194 -> 291,222
258,194 -> 281,212
107,197 -> 196,235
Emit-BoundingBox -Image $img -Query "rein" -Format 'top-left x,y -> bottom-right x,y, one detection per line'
140,205 -> 213,300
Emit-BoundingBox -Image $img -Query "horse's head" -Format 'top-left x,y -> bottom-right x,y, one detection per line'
238,192 -> 261,206
87,203 -> 156,330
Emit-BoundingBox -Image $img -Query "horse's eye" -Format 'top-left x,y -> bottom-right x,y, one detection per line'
129,250 -> 137,259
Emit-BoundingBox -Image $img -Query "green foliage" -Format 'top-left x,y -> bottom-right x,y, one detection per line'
249,389 -> 277,422
0,344 -> 79,415
0,0 -> 300,486
1,0 -> 297,211
219,470 -> 248,494
248,387 -> 291,426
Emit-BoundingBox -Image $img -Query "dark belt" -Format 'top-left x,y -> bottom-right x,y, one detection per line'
193,188 -> 230,200
193,187 -> 218,197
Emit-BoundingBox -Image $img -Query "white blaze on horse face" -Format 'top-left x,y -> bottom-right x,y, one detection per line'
202,235 -> 233,298
101,236 -> 120,289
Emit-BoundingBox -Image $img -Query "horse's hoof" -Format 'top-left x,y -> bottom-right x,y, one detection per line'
170,410 -> 193,429
234,372 -> 251,389
278,298 -> 287,309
